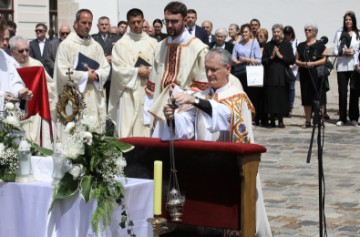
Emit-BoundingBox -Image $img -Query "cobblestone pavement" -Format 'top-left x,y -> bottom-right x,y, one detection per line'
255,72 -> 360,237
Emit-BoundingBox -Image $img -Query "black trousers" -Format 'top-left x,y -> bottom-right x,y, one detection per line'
337,71 -> 359,122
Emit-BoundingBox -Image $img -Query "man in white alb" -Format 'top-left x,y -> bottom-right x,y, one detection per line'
109,8 -> 157,138
54,9 -> 110,136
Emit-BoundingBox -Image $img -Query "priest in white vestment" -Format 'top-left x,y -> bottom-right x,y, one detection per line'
10,36 -> 56,149
109,8 -> 157,138
146,2 -> 210,123
54,9 -> 110,137
153,48 -> 273,237
0,18 -> 32,110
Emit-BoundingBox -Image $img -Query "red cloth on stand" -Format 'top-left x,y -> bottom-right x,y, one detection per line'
17,66 -> 53,143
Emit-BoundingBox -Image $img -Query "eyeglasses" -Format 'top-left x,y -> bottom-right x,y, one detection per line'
17,48 -> 29,54
163,19 -> 180,25
304,29 -> 313,32
35,29 -> 45,33
60,32 -> 70,36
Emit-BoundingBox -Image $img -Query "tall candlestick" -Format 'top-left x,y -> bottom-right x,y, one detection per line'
153,160 -> 162,215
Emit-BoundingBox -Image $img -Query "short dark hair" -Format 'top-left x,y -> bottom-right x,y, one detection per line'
187,9 -> 197,16
117,20 -> 127,27
75,9 -> 93,22
6,20 -> 16,30
250,18 -> 261,27
126,8 -> 144,21
35,23 -> 48,31
164,1 -> 187,18
153,18 -> 163,27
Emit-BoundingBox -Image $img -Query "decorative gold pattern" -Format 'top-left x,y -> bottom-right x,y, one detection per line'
56,69 -> 86,125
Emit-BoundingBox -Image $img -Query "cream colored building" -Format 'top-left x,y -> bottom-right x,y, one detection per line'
1,0 -> 360,45
0,0 -> 78,40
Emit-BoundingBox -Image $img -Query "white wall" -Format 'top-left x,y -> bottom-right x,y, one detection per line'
79,0 -> 360,47
14,0 -> 50,40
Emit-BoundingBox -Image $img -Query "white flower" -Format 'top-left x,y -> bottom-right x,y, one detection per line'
81,115 -> 99,132
115,157 -> 127,169
69,164 -> 83,180
62,136 -> 84,159
83,131 -> 93,145
0,143 -> 5,157
3,115 -> 20,127
5,102 -> 14,111
65,122 -> 76,133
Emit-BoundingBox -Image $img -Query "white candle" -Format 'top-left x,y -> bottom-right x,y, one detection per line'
153,160 -> 162,215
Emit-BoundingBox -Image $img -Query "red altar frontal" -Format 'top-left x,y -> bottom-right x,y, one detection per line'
121,137 -> 266,237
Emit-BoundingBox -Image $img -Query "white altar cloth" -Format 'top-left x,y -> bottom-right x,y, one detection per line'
0,156 -> 153,237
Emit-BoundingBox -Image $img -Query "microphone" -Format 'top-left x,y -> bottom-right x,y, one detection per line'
309,36 -> 328,49
319,36 -> 328,44
338,32 -> 351,56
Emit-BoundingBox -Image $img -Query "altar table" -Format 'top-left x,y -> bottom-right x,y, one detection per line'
0,156 -> 153,237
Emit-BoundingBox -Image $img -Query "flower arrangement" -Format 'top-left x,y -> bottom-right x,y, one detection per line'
49,115 -> 135,236
0,102 -> 24,182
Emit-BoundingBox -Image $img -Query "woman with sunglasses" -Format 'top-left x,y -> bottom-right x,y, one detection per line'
295,24 -> 327,128
334,11 -> 360,126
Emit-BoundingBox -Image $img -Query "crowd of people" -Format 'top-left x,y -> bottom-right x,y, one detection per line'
2,1 -> 360,236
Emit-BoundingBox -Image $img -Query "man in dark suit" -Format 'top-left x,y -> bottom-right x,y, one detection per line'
185,9 -> 208,45
43,24 -> 71,77
91,16 -> 120,108
29,23 -> 48,65
201,20 -> 215,45
117,20 -> 128,37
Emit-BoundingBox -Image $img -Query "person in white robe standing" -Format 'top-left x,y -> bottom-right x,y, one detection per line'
155,48 -> 273,237
109,8 -> 157,138
53,9 -> 110,138
146,1 -> 209,124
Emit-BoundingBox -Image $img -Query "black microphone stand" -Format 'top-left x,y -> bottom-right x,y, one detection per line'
306,54 -> 337,237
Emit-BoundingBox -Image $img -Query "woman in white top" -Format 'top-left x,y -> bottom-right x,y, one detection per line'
334,11 -> 360,126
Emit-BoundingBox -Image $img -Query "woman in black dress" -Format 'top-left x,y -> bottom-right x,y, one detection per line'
295,24 -> 327,128
262,24 -> 295,128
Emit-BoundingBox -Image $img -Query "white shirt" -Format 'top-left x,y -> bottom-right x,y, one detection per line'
38,39 -> 46,56
0,49 -> 25,97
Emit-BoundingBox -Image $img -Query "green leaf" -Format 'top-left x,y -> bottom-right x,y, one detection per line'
120,215 -> 127,229
114,182 -> 124,203
90,154 -> 101,172
80,175 -> 93,202
30,141 -> 53,156
105,140 -> 134,153
49,172 -> 79,213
